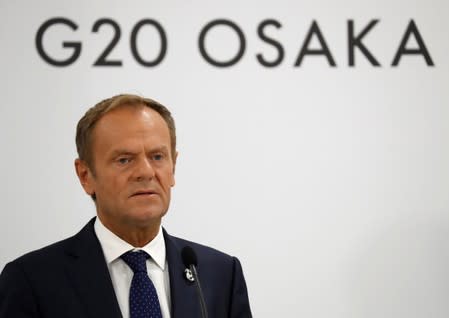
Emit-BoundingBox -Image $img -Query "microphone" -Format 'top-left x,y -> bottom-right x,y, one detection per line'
181,246 -> 208,318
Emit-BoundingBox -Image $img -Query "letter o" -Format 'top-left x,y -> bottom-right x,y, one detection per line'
198,19 -> 245,67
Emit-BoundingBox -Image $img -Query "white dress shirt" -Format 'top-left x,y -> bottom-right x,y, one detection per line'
94,218 -> 171,318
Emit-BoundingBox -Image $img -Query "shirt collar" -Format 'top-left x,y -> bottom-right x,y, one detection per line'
94,217 -> 166,270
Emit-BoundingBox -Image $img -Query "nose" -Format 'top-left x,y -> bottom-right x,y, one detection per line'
133,156 -> 155,181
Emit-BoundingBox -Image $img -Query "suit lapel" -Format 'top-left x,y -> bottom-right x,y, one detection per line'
62,220 -> 200,317
164,230 -> 200,318
64,218 -> 122,318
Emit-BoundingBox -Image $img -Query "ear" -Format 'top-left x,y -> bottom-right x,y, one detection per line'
170,151 -> 178,186
75,159 -> 96,196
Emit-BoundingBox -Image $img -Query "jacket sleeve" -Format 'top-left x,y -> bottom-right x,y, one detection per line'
229,257 -> 252,318
0,262 -> 40,318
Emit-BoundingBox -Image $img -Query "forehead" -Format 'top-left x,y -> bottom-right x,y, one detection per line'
91,105 -> 171,151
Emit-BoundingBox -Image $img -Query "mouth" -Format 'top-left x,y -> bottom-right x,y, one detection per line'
130,190 -> 158,198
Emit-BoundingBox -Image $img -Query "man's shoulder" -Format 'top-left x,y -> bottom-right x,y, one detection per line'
4,218 -> 95,272
164,230 -> 237,267
163,230 -> 252,317
4,234 -> 76,275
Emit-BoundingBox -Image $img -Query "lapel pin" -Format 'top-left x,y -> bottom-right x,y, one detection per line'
184,268 -> 195,282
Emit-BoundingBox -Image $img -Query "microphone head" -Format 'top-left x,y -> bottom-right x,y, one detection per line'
181,246 -> 198,267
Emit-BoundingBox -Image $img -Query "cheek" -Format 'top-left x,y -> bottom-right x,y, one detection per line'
157,169 -> 175,189
170,174 -> 175,187
97,172 -> 128,194
115,175 -> 132,192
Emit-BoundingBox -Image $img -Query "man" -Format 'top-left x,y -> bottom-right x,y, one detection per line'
0,94 -> 252,318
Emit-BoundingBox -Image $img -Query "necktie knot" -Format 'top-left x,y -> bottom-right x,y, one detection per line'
121,250 -> 150,273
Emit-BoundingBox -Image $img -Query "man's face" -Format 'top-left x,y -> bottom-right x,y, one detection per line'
76,105 -> 176,230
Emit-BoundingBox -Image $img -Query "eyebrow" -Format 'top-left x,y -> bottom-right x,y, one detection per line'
109,146 -> 169,158
109,149 -> 137,158
147,146 -> 169,153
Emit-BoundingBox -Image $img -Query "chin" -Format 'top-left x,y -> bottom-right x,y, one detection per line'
127,209 -> 166,226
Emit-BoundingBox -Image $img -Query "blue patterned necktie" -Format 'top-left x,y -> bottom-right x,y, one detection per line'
121,250 -> 163,318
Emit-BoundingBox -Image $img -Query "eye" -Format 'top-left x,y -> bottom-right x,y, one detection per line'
152,153 -> 164,161
117,157 -> 131,165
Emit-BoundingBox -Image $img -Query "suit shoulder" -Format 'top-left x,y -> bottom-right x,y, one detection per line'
5,218 -> 95,270
5,234 -> 75,271
165,232 -> 236,265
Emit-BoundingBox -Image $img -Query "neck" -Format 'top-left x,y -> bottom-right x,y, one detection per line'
97,214 -> 161,247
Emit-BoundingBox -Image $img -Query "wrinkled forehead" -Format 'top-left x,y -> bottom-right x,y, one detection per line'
91,106 -> 172,152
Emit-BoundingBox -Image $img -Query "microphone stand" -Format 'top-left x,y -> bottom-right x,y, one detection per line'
190,264 -> 208,318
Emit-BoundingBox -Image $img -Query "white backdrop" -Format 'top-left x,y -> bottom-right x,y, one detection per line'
1,1 -> 449,317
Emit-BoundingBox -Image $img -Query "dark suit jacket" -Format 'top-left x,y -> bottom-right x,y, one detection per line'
0,218 -> 252,317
